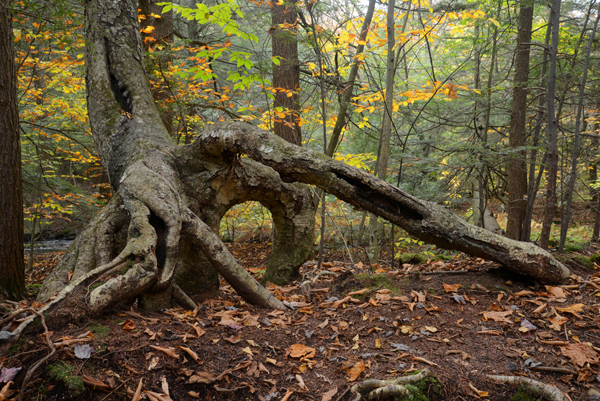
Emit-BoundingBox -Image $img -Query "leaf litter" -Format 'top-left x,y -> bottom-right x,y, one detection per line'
6,245 -> 600,400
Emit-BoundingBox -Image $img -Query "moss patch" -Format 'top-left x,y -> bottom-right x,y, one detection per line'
576,255 -> 594,269
510,385 -> 543,401
26,283 -> 43,297
46,361 -> 85,395
89,322 -> 111,338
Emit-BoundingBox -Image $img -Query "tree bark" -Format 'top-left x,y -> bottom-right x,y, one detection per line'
540,0 -> 562,250
0,0 -> 25,300
506,3 -> 533,241
271,0 -> 301,145
35,0 -> 569,324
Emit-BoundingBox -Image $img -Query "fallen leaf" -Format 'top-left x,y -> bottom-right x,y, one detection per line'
189,371 -> 217,384
0,382 -> 15,400
121,319 -> 136,331
242,347 -> 254,357
443,283 -> 462,293
561,343 -> 599,367
296,374 -> 308,392
321,386 -> 338,401
0,367 -> 21,383
265,358 -> 278,365
191,325 -> 205,338
512,290 -> 534,297
556,304 -> 586,317
318,318 -> 329,329
468,382 -> 488,398
481,310 -> 513,324
546,286 -> 566,299
225,336 -> 242,344
345,360 -> 365,381
281,388 -> 294,401
144,390 -> 173,401
178,346 -> 202,363
148,356 -> 159,370
548,314 -> 568,331
411,291 -> 426,302
347,289 -> 369,296
132,378 -> 143,401
149,345 -> 180,359
424,326 -> 438,333
287,344 -> 315,359
82,375 -> 112,391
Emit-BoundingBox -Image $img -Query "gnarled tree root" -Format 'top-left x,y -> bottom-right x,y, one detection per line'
489,375 -> 569,401
350,369 -> 434,400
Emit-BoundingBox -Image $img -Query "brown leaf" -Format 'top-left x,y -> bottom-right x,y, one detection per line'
280,389 -> 294,401
411,290 -> 426,302
149,345 -> 180,359
481,310 -> 513,324
556,304 -> 586,318
132,378 -> 143,401
191,325 -> 205,338
443,283 -> 462,293
81,375 -> 112,391
546,286 -> 567,300
347,288 -> 369,296
512,290 -> 534,297
321,386 -> 338,401
345,360 -> 365,381
178,346 -> 202,363
560,343 -> 599,367
225,336 -> 242,344
121,319 -> 136,331
144,391 -> 173,401
189,371 -> 217,384
318,318 -> 329,329
287,344 -> 316,359
0,382 -> 15,401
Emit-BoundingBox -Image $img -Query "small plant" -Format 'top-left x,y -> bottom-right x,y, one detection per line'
46,361 -> 85,395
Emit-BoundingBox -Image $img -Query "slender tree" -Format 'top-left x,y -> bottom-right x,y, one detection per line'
0,0 -> 25,300
506,2 -> 533,241
540,0 -> 562,249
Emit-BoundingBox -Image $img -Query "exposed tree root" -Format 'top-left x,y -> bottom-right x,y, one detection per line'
350,369 -> 434,400
489,375 -> 568,401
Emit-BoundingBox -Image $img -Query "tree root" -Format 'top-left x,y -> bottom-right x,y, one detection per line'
182,208 -> 286,310
488,375 -> 569,401
350,368 -> 433,401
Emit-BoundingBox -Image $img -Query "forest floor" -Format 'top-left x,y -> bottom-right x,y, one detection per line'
2,243 -> 600,401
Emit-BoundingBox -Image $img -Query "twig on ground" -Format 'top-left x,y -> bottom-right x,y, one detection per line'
488,375 -> 568,401
531,366 -> 577,375
17,308 -> 56,401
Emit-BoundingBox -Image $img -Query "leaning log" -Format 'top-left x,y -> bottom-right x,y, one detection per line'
183,122 -> 570,283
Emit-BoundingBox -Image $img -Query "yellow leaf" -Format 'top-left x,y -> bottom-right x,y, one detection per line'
375,339 -> 381,349
488,17 -> 500,27
141,26 -> 156,34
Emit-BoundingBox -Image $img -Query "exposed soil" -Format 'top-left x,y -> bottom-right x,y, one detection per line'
2,243 -> 600,401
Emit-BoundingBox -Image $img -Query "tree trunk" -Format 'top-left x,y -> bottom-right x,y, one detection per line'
368,0 -> 396,263
271,0 -> 301,145
34,0 -> 569,327
558,2 -> 600,252
0,0 -> 25,301
506,3 -> 533,241
540,0 -> 562,250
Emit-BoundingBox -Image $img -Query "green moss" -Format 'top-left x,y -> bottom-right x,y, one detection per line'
406,373 -> 441,401
26,283 -> 43,297
510,385 -> 543,401
90,282 -> 104,291
397,253 -> 428,264
119,260 -> 135,275
351,274 -> 401,296
576,255 -> 594,269
564,244 -> 583,253
89,322 -> 111,338
46,361 -> 85,395
590,253 -> 600,264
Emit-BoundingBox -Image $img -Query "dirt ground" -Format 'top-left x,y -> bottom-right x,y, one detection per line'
2,243 -> 600,401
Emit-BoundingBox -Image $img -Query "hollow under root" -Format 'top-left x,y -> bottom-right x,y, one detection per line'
350,369 -> 433,401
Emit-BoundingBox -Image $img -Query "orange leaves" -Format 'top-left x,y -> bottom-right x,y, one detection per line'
443,283 -> 462,293
344,360 -> 365,381
481,310 -> 513,324
149,345 -> 180,359
287,344 -> 316,360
